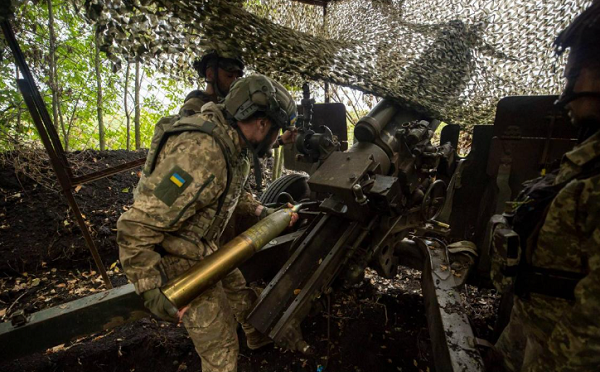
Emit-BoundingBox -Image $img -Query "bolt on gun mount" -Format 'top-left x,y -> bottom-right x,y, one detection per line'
247,99 -> 484,371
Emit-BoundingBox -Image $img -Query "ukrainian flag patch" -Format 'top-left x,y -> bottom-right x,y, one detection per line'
153,166 -> 194,207
290,112 -> 297,127
170,172 -> 185,187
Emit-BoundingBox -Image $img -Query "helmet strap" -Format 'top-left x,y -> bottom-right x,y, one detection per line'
555,91 -> 600,107
231,123 -> 265,192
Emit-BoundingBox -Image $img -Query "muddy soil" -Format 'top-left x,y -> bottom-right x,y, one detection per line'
0,150 -> 499,372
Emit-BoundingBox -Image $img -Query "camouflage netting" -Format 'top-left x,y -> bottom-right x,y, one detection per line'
84,0 -> 593,126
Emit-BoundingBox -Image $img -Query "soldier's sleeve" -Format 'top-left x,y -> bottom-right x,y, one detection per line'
235,189 -> 262,218
117,132 -> 228,294
527,182 -> 600,372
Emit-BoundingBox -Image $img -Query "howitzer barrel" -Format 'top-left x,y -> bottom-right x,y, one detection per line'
161,206 -> 300,309
354,100 -> 398,142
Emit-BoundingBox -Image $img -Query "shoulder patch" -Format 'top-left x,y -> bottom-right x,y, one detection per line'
153,166 -> 194,206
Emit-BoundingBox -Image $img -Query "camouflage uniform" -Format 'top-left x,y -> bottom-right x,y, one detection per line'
177,90 -> 263,246
179,90 -> 214,117
495,130 -> 600,371
117,102 -> 262,372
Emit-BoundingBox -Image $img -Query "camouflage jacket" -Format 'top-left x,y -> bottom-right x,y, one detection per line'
117,102 -> 261,294
518,130 -> 600,372
178,90 -> 215,117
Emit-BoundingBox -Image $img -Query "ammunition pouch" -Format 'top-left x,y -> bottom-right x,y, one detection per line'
490,224 -> 521,294
490,221 -> 584,299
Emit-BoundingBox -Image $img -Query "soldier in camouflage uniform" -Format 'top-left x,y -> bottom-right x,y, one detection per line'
179,50 -> 298,242
494,3 -> 600,371
178,50 -> 244,115
117,75 -> 298,372
180,50 -> 297,148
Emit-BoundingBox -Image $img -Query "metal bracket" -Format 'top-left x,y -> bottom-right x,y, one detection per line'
10,310 -> 27,327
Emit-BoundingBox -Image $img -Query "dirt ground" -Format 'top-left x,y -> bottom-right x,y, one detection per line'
0,150 -> 499,372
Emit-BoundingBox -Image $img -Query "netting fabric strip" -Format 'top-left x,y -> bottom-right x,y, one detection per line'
85,0 -> 593,126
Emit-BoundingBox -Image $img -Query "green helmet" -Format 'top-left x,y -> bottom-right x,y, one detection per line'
193,50 -> 245,79
553,2 -> 600,108
224,74 -> 298,131
554,1 -> 600,58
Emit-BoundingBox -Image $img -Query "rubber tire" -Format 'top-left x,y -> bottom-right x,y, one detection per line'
259,174 -> 310,204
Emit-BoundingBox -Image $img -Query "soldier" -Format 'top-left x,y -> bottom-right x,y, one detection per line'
118,75 -> 299,372
493,3 -> 600,371
180,50 -> 297,149
178,50 -> 244,115
179,50 -> 298,240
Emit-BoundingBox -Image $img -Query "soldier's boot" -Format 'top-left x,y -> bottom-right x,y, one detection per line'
242,323 -> 273,350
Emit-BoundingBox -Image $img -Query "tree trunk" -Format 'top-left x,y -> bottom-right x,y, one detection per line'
94,34 -> 105,151
57,94 -> 68,150
134,59 -> 141,149
124,63 -> 131,151
15,65 -> 22,136
47,0 -> 59,130
47,0 -> 68,149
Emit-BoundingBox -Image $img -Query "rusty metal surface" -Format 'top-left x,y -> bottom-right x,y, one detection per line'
0,284 -> 148,361
1,20 -> 73,180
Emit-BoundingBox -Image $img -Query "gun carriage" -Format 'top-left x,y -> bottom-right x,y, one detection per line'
0,75 -> 578,371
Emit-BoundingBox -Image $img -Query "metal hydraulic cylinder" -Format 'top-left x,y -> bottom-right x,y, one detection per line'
161,205 -> 300,309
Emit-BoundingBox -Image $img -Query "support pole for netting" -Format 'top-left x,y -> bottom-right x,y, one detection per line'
1,20 -> 113,289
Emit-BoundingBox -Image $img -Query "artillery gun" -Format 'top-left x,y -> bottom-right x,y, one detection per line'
247,91 -> 579,371
0,7 -> 581,368
0,90 -> 578,372
250,91 -> 483,370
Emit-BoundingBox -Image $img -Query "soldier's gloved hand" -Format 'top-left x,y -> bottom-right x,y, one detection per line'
256,204 -> 298,226
141,288 -> 179,323
257,205 -> 276,219
279,128 -> 298,145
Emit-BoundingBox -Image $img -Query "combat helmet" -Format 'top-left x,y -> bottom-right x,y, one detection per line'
223,74 -> 298,190
224,74 -> 298,131
193,50 -> 245,79
554,1 -> 600,108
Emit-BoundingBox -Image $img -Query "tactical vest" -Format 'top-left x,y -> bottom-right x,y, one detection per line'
490,157 -> 600,300
143,111 -> 250,248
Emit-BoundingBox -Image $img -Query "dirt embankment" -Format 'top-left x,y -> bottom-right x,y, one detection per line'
0,150 -> 499,372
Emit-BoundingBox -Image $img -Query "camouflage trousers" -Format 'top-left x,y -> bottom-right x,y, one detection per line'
495,295 -> 570,372
495,302 -> 542,372
161,257 -> 258,372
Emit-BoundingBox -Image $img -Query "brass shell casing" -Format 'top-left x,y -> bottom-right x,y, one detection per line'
161,206 -> 298,309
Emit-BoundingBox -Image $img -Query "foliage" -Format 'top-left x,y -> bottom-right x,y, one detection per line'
0,0 -> 194,152
0,0 -> 378,153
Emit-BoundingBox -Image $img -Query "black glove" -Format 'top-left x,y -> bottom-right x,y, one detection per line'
141,288 -> 179,323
